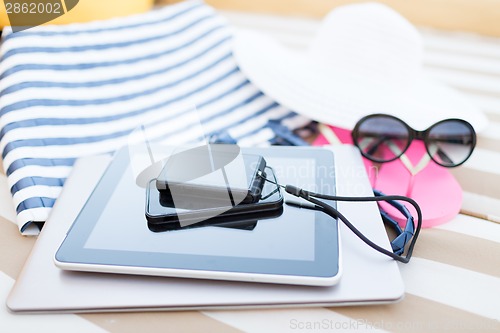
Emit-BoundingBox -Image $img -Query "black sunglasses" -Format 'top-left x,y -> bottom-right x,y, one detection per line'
352,114 -> 477,167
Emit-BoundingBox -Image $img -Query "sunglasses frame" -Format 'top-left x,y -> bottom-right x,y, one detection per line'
352,113 -> 477,167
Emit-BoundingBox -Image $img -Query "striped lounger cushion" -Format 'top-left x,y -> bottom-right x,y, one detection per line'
0,0 -> 307,234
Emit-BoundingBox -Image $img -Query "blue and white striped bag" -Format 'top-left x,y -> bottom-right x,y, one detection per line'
0,0 -> 308,234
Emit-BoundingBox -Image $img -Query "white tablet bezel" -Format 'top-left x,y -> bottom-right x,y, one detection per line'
54,146 -> 342,286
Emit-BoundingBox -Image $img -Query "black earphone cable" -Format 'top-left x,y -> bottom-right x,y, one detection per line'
286,185 -> 422,263
259,173 -> 422,263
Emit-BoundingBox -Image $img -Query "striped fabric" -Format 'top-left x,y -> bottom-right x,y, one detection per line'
0,0 -> 308,234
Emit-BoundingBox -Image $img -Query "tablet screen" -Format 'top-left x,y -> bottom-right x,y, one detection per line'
56,146 -> 339,279
84,158 -> 314,261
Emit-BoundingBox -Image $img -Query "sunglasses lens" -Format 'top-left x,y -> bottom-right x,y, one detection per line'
427,120 -> 475,167
354,116 -> 410,162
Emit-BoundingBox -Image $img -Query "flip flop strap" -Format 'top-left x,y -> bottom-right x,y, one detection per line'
387,141 -> 439,176
318,123 -> 342,145
356,137 -> 429,175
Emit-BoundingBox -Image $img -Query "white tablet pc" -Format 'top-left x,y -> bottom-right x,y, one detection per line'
55,146 -> 341,286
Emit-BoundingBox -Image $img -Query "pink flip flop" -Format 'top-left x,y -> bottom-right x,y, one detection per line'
314,124 -> 462,228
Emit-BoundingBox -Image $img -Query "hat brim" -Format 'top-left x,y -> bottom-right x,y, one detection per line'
233,30 -> 488,132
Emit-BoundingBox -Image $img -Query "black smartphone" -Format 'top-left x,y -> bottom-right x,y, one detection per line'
155,144 -> 267,204
145,166 -> 283,231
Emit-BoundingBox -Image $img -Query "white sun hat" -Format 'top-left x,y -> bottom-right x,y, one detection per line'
232,3 -> 488,132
